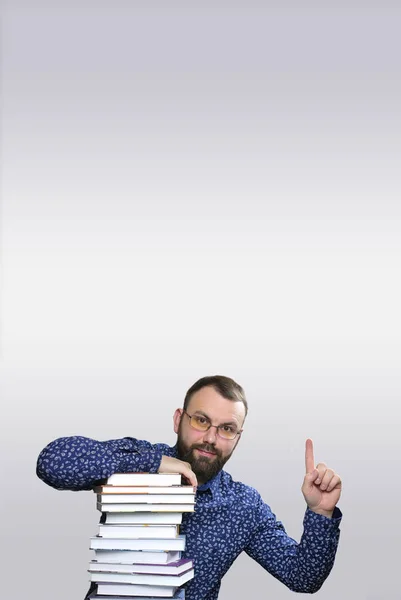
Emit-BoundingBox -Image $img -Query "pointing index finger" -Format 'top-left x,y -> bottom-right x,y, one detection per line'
305,438 -> 315,473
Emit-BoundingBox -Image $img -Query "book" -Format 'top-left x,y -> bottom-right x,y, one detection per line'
89,558 -> 193,575
107,473 -> 182,487
98,494 -> 195,505
95,583 -> 183,597
90,472 -> 193,599
90,535 -> 186,552
103,512 -> 183,525
95,485 -> 195,495
90,568 -> 194,586
97,502 -> 195,513
98,524 -> 179,539
88,589 -> 185,600
93,550 -> 182,564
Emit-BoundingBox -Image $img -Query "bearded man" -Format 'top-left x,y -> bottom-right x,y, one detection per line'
37,375 -> 342,600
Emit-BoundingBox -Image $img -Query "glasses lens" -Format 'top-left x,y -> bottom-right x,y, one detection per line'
218,426 -> 238,440
190,415 -> 210,431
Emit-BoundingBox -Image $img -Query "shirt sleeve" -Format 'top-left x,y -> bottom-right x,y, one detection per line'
36,436 -> 164,491
244,495 -> 342,594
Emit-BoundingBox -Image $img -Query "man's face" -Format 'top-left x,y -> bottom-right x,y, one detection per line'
173,386 -> 246,484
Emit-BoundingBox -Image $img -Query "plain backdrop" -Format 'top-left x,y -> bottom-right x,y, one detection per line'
1,2 -> 400,599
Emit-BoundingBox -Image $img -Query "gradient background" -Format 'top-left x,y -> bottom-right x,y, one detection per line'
1,2 -> 400,599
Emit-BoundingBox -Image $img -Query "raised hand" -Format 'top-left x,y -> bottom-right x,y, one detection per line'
301,438 -> 342,518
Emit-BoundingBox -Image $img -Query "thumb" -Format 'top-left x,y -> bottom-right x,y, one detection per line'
304,468 -> 319,486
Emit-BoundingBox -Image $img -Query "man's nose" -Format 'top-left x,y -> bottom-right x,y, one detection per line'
203,425 -> 218,444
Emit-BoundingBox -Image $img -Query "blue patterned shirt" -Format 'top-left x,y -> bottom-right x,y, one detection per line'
36,436 -> 342,600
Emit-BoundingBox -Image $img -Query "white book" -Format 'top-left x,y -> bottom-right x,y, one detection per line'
98,524 -> 178,539
107,473 -> 182,487
96,583 -> 180,597
95,485 -> 194,495
98,494 -> 195,504
90,535 -> 186,552
89,589 -> 185,600
90,568 -> 194,587
104,512 -> 183,525
93,550 -> 181,564
89,558 -> 193,575
97,502 -> 195,513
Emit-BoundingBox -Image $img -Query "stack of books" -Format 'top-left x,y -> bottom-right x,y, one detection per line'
88,472 -> 195,600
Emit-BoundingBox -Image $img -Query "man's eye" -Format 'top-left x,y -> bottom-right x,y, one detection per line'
195,416 -> 207,424
222,425 -> 235,433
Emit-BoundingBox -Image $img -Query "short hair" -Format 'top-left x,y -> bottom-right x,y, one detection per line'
183,375 -> 248,417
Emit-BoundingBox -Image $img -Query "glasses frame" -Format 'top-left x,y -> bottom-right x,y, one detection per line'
183,409 -> 243,440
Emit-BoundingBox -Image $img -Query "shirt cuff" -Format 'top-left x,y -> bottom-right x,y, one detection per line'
119,442 -> 163,474
304,506 -> 342,530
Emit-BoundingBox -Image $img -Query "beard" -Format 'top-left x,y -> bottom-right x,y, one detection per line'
176,423 -> 236,484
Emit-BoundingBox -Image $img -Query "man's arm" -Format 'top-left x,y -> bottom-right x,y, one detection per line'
36,436 -> 164,491
37,436 -> 198,491
244,439 -> 342,593
244,497 -> 342,594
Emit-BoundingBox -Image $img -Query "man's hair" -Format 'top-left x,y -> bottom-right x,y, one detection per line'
183,375 -> 248,417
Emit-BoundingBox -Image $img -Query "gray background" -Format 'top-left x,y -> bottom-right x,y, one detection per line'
1,2 -> 400,599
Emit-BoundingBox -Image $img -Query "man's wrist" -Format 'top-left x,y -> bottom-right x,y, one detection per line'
308,507 -> 334,519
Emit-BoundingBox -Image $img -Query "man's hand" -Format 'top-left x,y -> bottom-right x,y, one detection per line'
301,438 -> 342,518
159,455 -> 198,488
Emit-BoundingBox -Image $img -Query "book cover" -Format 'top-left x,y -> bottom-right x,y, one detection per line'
103,512 -> 183,525
98,524 -> 179,539
89,558 -> 193,575
107,473 -> 182,487
96,582 -> 182,597
90,568 -> 194,586
97,502 -> 195,513
97,494 -> 195,504
89,589 -> 185,600
93,549 -> 182,564
90,535 -> 186,551
95,485 -> 195,495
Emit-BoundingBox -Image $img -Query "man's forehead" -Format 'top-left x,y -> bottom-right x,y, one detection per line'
187,387 -> 246,423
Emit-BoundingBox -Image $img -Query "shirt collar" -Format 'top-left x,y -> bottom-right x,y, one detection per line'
196,469 -> 223,500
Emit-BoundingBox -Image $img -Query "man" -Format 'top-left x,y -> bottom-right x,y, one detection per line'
37,375 -> 342,600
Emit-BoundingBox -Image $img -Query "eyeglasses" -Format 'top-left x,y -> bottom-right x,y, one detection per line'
183,410 -> 242,440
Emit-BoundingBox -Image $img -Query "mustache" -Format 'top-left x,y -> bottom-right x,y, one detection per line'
192,443 -> 220,456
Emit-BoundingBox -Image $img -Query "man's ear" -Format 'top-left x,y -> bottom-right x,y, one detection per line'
173,408 -> 183,434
